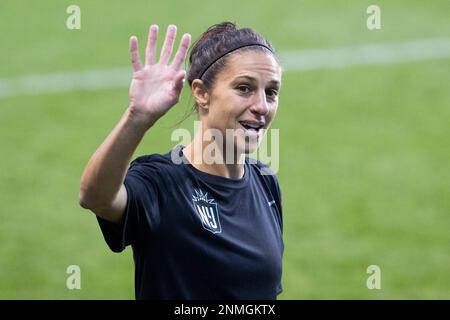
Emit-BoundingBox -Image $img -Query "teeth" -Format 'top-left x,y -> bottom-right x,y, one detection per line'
240,122 -> 263,130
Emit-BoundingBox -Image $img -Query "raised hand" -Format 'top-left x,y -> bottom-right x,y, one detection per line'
128,24 -> 191,124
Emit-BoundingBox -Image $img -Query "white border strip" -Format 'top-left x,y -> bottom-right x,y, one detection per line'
1,37 -> 449,98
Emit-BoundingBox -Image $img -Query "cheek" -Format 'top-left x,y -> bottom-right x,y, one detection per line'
214,95 -> 244,122
266,103 -> 278,121
207,104 -> 234,131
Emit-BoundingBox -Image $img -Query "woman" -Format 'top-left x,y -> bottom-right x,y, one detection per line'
79,21 -> 284,300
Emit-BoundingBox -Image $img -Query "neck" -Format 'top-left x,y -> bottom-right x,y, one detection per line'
183,130 -> 246,180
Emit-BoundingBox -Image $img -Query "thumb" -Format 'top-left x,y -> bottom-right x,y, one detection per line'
173,70 -> 187,92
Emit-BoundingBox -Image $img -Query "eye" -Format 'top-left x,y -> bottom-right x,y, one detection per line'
266,89 -> 279,99
237,85 -> 251,94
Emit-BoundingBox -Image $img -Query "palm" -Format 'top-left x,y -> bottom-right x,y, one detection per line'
130,64 -> 181,116
128,25 -> 191,120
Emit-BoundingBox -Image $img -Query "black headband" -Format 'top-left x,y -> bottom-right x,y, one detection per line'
194,42 -> 274,81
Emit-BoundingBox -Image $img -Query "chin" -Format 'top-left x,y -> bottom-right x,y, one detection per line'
236,139 -> 261,155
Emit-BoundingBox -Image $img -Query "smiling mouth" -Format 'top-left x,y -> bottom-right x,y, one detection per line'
238,121 -> 265,132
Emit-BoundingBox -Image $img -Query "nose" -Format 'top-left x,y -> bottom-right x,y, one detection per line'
250,90 -> 270,116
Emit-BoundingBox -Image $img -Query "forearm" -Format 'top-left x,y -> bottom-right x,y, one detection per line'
79,23 -> 190,213
79,107 -> 156,209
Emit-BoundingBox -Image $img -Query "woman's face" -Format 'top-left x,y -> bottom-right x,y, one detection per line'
202,51 -> 282,155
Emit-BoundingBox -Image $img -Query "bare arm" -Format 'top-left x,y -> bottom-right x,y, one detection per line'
79,24 -> 191,223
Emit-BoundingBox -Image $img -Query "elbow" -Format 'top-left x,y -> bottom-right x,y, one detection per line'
78,178 -> 101,211
79,175 -> 92,209
78,187 -> 111,215
78,185 -> 99,211
78,189 -> 92,210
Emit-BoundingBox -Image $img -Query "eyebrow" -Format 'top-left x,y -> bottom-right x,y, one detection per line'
232,75 -> 280,87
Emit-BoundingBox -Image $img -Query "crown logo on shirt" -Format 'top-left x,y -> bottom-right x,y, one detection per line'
192,189 -> 215,204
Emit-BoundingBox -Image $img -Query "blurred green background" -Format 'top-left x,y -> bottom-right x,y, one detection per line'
0,0 -> 449,299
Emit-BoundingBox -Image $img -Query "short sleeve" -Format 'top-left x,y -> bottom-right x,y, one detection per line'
277,282 -> 283,296
96,158 -> 162,252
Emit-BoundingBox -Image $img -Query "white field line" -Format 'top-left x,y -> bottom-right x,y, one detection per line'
279,37 -> 450,70
1,37 -> 449,98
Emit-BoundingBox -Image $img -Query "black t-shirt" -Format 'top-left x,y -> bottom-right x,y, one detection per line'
97,144 -> 284,299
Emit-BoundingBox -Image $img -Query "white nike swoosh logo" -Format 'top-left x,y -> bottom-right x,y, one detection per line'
268,200 -> 276,206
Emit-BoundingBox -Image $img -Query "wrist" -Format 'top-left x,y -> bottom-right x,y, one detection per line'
125,106 -> 158,133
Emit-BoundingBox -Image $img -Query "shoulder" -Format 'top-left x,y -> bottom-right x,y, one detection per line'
247,158 -> 283,223
125,150 -> 183,202
128,149 -> 179,175
246,158 -> 281,195
247,158 -> 279,183
124,150 -> 183,195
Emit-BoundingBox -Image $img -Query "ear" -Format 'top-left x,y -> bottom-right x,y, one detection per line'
191,79 -> 210,111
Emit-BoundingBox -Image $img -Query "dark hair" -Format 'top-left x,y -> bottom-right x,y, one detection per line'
185,21 -> 279,112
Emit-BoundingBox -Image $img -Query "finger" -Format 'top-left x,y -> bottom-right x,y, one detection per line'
159,24 -> 177,65
173,70 -> 186,93
145,24 -> 158,65
129,36 -> 142,72
170,33 -> 191,70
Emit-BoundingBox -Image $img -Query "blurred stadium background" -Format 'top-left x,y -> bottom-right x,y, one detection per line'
0,0 -> 449,299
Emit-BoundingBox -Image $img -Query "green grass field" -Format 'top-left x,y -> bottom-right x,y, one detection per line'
0,0 -> 449,299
